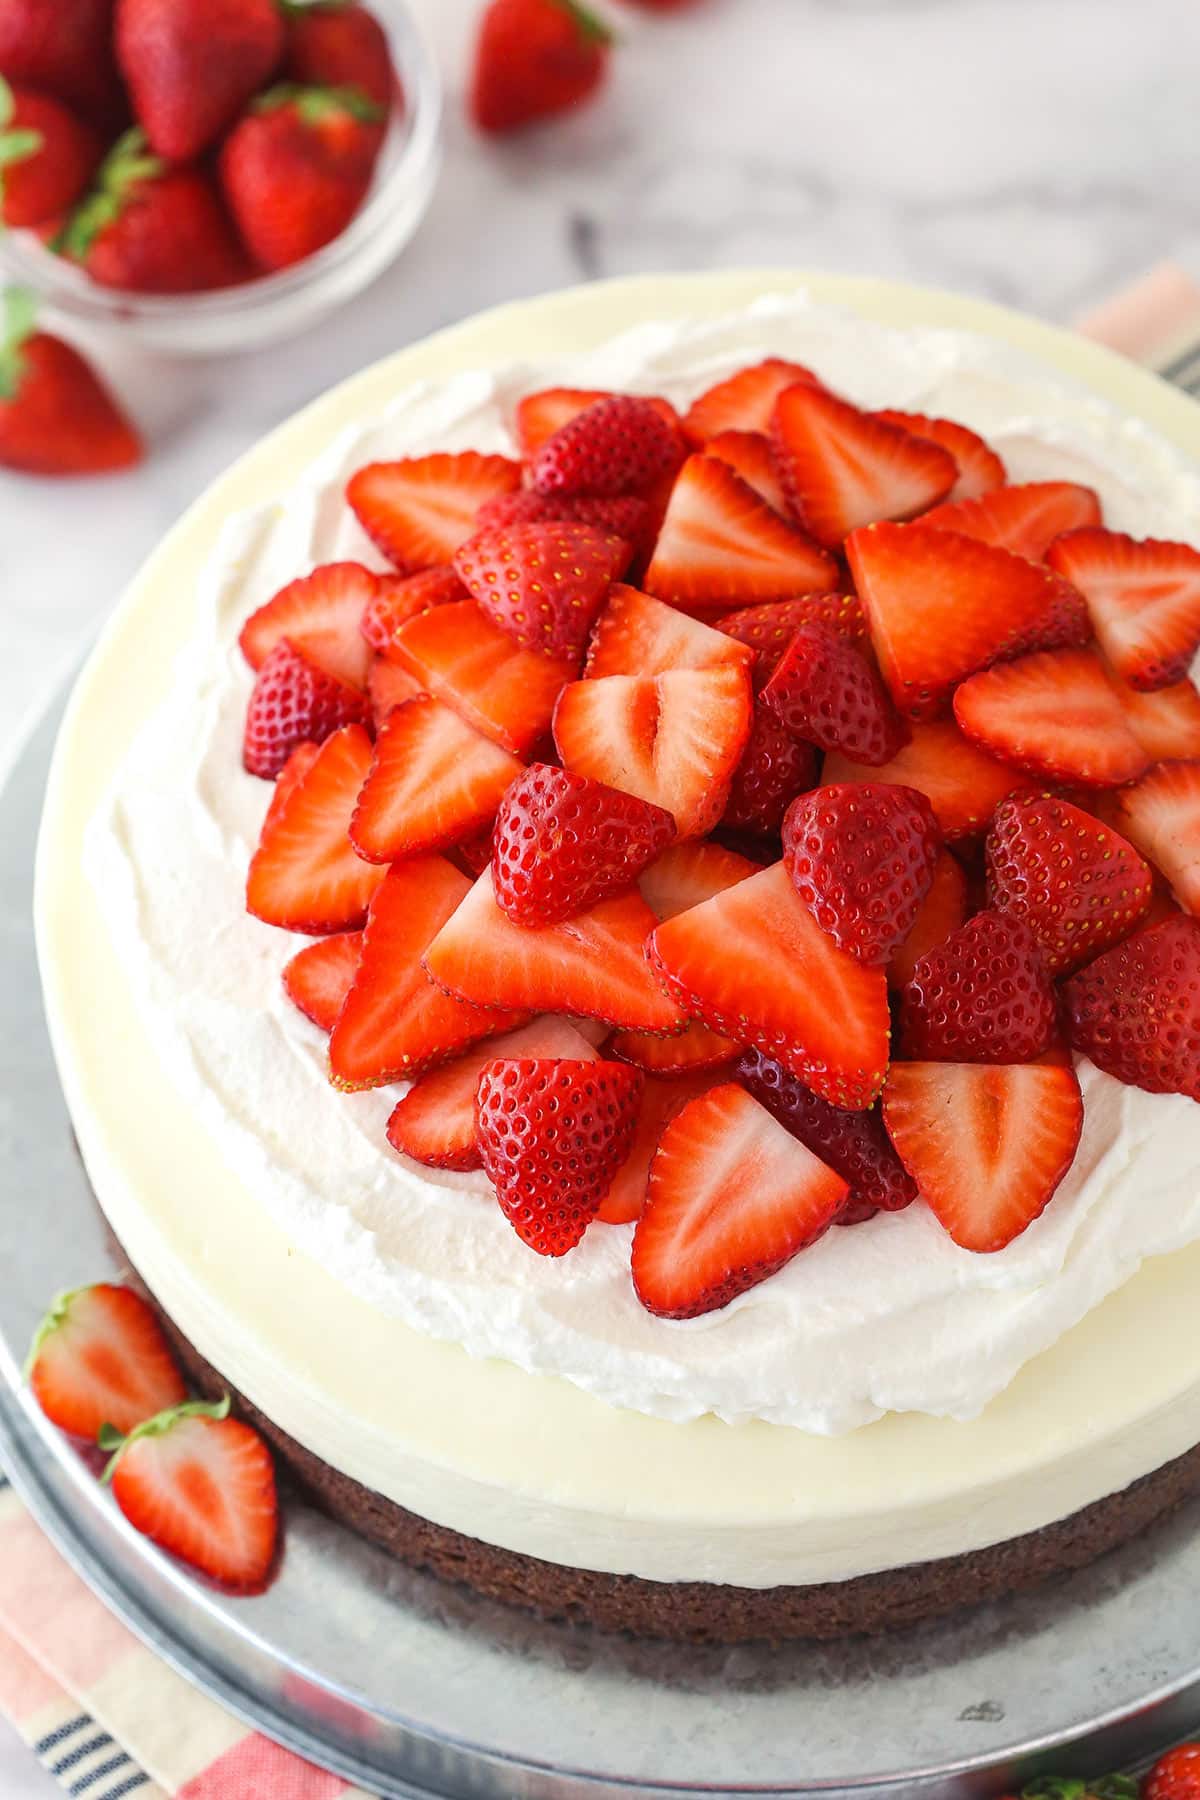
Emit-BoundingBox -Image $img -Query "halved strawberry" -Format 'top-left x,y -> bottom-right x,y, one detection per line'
553,663 -> 752,838
475,488 -> 652,548
1045,528 -> 1200,691
27,1284 -> 186,1441
1115,762 -> 1200,914
848,523 -> 1090,718
630,1083 -> 848,1317
823,717 -> 1040,840
350,696 -> 523,861
514,388 -> 679,458
262,739 -> 319,836
391,600 -> 575,754
682,357 -> 824,444
1110,670 -> 1200,760
423,868 -> 687,1034
783,783 -> 942,965
643,453 -> 836,612
360,566 -> 467,656
386,1016 -> 599,1172
531,394 -> 684,499
491,763 -> 676,927
239,561 -> 376,689
454,521 -> 630,660
954,648 -> 1150,787
246,724 -> 385,933
874,409 -> 1006,502
243,639 -> 371,780
282,930 -> 363,1032
921,481 -> 1102,561
763,620 -> 908,765
737,1047 -> 918,1224
705,429 -> 789,515
881,1061 -> 1084,1252
888,849 -> 969,989
366,655 -> 424,725
329,856 -> 521,1089
347,451 -> 521,571
772,386 -> 957,547
715,592 -> 870,683
987,794 -> 1153,974
598,1070 -> 724,1224
101,1398 -> 278,1592
722,702 -> 819,835
898,910 -> 1058,1063
585,583 -> 754,678
476,1058 -> 644,1256
1064,915 -> 1200,1099
650,860 -> 891,1109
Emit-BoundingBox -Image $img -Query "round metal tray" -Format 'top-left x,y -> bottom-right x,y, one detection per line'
4,686 -> 1200,1800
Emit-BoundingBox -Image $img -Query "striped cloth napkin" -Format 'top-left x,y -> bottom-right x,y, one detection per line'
3,261 -> 1200,1798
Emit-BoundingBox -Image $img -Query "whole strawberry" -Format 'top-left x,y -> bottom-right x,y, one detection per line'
244,638 -> 370,778
470,0 -> 612,136
531,395 -> 684,500
492,763 -> 676,926
900,909 -> 1058,1064
284,1 -> 396,113
763,619 -> 908,767
0,77 -> 100,228
59,129 -> 247,293
783,783 -> 942,965
1144,1745 -> 1200,1800
115,0 -> 286,162
219,85 -> 386,274
1064,914 -> 1200,1099
454,520 -> 630,661
475,1057 -> 643,1255
0,0 -> 122,126
0,287 -> 142,475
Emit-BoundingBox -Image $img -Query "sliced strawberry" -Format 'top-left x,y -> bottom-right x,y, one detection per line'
347,452 -> 521,571
386,1016 -> 599,1172
737,1047 -> 917,1224
874,409 -> 1006,503
763,620 -> 908,765
491,763 -> 675,927
1111,671 -> 1200,760
823,717 -> 1040,841
889,849 -> 969,989
452,829 -> 494,878
921,481 -> 1102,561
1115,762 -> 1200,914
643,453 -> 836,612
772,385 -> 956,548
239,561 -> 376,689
246,724 -> 385,933
476,1058 -> 643,1256
722,702 -> 819,835
27,1284 -> 186,1441
1064,915 -> 1200,1099
243,639 -> 370,780
391,600 -> 575,754
454,521 -> 630,661
783,783 -> 942,965
598,1070 -> 724,1224
350,696 -> 523,862
514,387 -> 679,458
553,663 -> 752,838
682,357 -> 824,444
898,909 -> 1057,1063
631,1083 -> 848,1317
847,523 -> 1090,719
705,429 -> 789,515
531,394 -> 684,499
585,583 -> 754,679
366,654 -> 424,725
360,567 -> 466,656
262,740 -> 319,836
881,1061 -> 1084,1253
715,592 -> 870,683
102,1399 -> 278,1592
329,856 -> 521,1089
608,1020 -> 737,1076
282,930 -> 363,1032
987,794 -> 1153,975
953,648 -> 1150,787
1045,528 -> 1200,691
475,488 -> 652,548
650,860 -> 891,1109
424,868 -> 686,1034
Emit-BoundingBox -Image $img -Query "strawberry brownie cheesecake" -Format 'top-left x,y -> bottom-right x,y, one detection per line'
34,274 -> 1200,1642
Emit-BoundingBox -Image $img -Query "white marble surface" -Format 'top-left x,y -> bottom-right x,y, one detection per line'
3,0 -> 1200,1791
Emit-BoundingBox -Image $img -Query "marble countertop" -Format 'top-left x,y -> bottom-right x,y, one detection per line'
3,0 -> 1200,1791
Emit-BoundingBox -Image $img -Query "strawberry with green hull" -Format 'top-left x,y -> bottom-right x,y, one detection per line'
1116,761 -> 1200,914
351,697 -> 523,861
241,562 -> 376,691
101,1396 -> 279,1592
764,619 -> 908,766
284,1 -> 396,114
0,76 -> 99,227
1064,915 -> 1200,1100
246,724 -> 384,933
531,394 -> 684,500
1144,1745 -> 1200,1800
0,287 -> 142,476
243,638 -> 370,780
454,521 -> 630,662
920,481 -> 1102,562
585,584 -> 754,679
783,783 -> 942,965
26,1284 -> 186,1440
682,357 -> 823,445
898,910 -> 1058,1064
282,930 -> 363,1032
116,0 -> 285,160
873,409 -> 1006,502
1047,527 -> 1200,691
348,452 -> 521,572
470,0 -> 612,135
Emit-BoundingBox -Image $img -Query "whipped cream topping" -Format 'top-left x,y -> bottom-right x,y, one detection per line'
85,295 -> 1200,1436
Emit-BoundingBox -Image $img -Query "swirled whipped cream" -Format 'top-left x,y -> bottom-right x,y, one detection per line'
85,294 -> 1200,1435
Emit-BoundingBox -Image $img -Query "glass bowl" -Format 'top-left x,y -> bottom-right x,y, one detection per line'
0,0 -> 442,356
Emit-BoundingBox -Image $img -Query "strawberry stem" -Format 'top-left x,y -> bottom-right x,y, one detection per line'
553,0 -> 615,46
0,285 -> 37,402
0,77 -> 42,185
99,1393 -> 232,1484
252,82 -> 386,125
55,127 -> 163,261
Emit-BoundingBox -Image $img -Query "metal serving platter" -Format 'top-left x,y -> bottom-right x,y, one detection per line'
4,688 -> 1200,1800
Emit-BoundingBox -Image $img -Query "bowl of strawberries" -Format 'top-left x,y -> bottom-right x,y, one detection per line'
0,0 -> 442,353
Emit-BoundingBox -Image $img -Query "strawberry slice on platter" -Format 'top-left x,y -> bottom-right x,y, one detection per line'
682,357 -> 825,444
822,716 -> 1040,841
282,930 -> 363,1032
392,600 -> 575,755
514,387 -> 679,458
246,724 -> 384,932
1064,914 -> 1200,1099
763,618 -> 908,765
26,1284 -> 186,1441
873,409 -> 1006,503
347,451 -> 521,571
888,848 -> 969,989
953,648 -> 1151,788
350,696 -> 523,861
921,481 -> 1102,562
782,783 -> 942,965
585,583 -> 754,679
454,520 -> 630,661
239,561 -> 376,689
714,592 -> 870,683
366,655 -> 424,726
1115,761 -> 1200,915
1046,527 -> 1200,691
705,428 -> 790,516
530,394 -> 684,499
243,639 -> 370,780
598,1069 -> 727,1225
360,566 -> 467,657
898,909 -> 1058,1064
